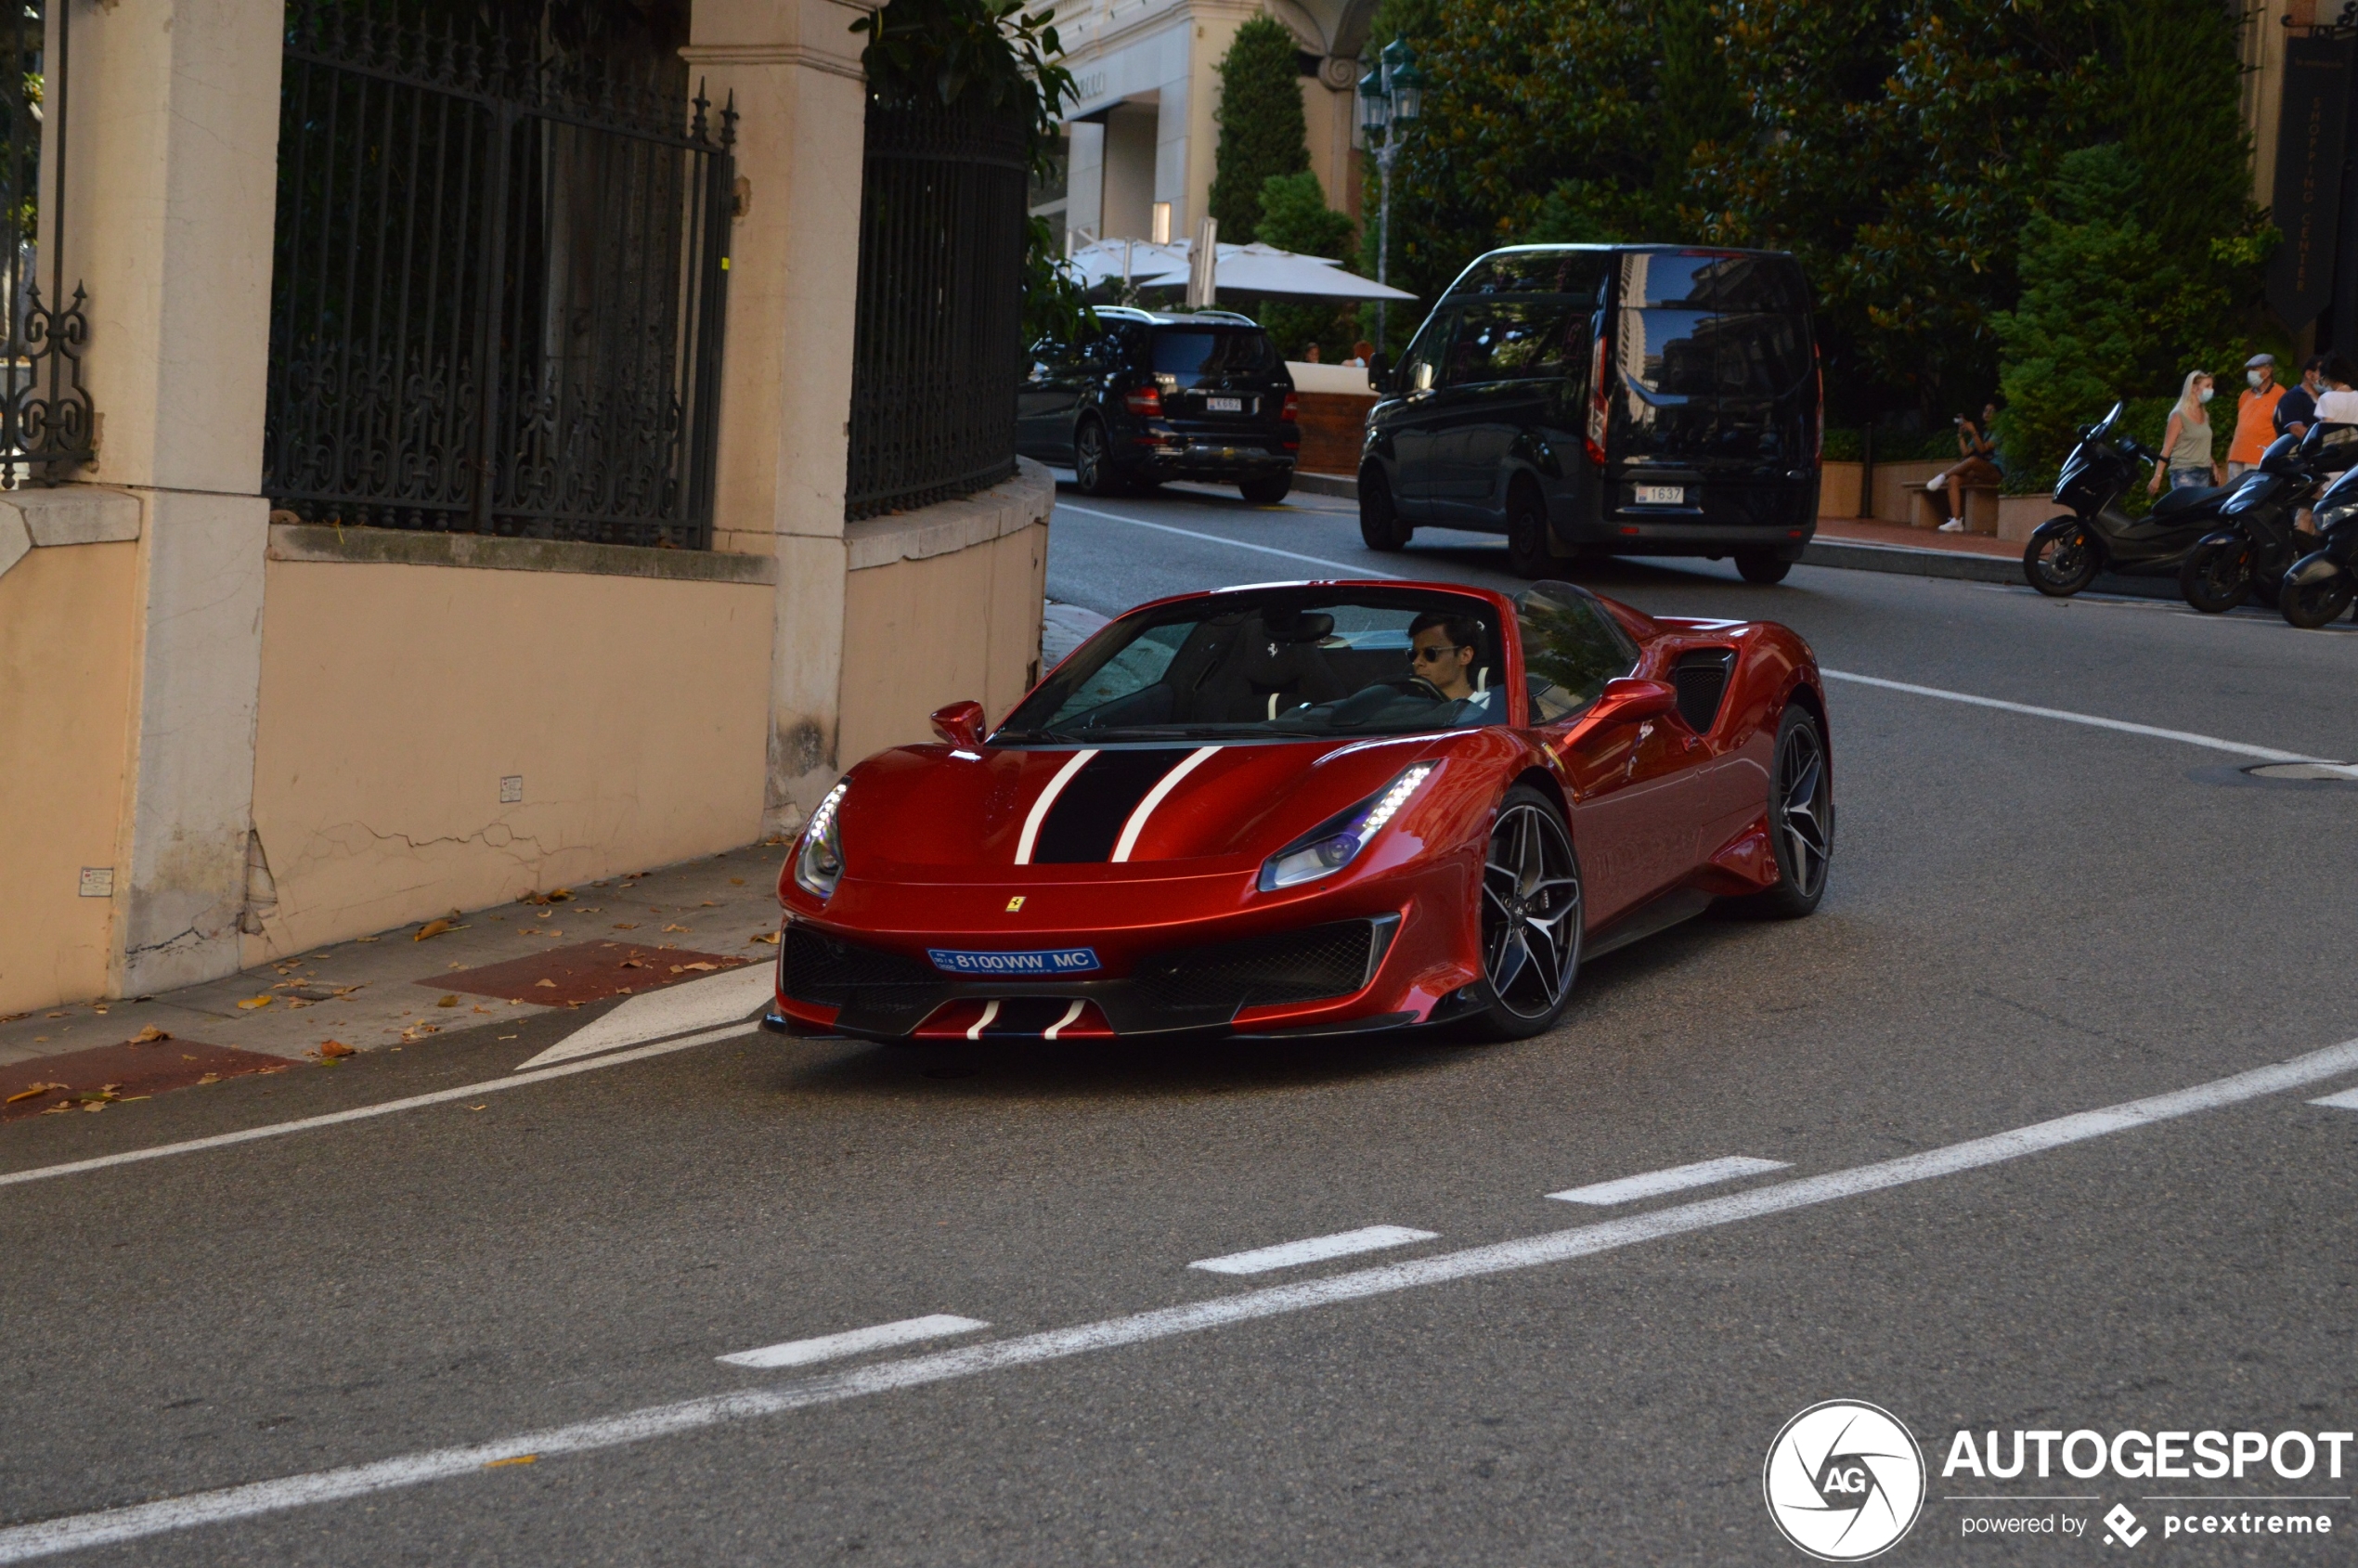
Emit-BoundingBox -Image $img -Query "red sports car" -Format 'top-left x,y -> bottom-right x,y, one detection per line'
771,578 -> 1829,1043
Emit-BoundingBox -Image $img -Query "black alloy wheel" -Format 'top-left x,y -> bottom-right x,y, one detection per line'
1506,488 -> 1552,578
2025,521 -> 2101,597
1735,551 -> 1793,585
2179,537 -> 2251,614
1240,473 -> 1292,505
1473,785 -> 1582,1039
1074,419 -> 1123,498
1729,704 -> 1833,919
1359,465 -> 1412,551
2281,563 -> 2357,628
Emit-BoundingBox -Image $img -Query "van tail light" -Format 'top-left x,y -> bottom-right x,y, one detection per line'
1123,385 -> 1162,417
1813,341 -> 1824,464
1281,391 -> 1300,422
1584,330 -> 1610,469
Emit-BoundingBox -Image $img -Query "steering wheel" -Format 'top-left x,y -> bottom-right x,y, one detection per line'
1384,675 -> 1448,701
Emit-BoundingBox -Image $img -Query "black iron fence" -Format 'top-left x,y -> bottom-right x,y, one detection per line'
0,1 -> 95,489
265,0 -> 732,548
845,97 -> 1028,521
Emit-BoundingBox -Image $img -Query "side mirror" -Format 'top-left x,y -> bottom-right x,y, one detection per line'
930,699 -> 986,750
1587,677 -> 1678,728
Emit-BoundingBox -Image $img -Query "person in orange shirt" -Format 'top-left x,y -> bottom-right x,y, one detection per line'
2228,353 -> 2286,478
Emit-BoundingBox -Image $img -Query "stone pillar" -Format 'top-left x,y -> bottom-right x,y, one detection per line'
685,0 -> 877,834
59,0 -> 285,995
1065,119 -> 1106,250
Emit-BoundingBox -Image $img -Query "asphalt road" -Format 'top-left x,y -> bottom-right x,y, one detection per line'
4,484 -> 2357,1566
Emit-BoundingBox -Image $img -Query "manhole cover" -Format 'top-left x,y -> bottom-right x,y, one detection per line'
2247,762 -> 2358,781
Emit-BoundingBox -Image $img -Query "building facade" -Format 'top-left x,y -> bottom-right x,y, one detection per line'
1044,0 -> 1377,251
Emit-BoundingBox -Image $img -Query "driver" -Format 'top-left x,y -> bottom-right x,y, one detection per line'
1407,612 -> 1492,707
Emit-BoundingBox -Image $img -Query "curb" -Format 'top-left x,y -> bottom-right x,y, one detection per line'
1291,471 -> 1359,500
1800,539 -> 2020,584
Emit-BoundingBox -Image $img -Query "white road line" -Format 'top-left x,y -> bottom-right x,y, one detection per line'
1054,502 -> 1404,580
0,1023 -> 761,1192
1111,745 -> 1221,862
1014,747 -> 1098,864
514,965 -> 774,1071
717,1315 -> 989,1370
1546,1155 -> 1790,1206
2309,1086 -> 2358,1110
8,1040 -> 2358,1563
1820,669 -> 2339,765
1187,1225 -> 1439,1276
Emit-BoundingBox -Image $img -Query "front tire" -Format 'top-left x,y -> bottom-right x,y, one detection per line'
1074,419 -> 1123,498
2281,562 -> 2357,628
2025,521 -> 2101,597
1735,551 -> 1792,585
1471,786 -> 1582,1040
1359,464 -> 1412,551
1725,703 -> 1833,919
2179,537 -> 2251,614
1239,473 -> 1291,505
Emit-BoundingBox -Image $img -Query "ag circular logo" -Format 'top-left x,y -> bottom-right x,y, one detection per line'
1762,1399 -> 1926,1561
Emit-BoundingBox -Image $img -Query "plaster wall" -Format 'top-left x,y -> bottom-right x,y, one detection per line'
0,543 -> 139,1014
1103,104 -> 1161,240
245,558 -> 773,958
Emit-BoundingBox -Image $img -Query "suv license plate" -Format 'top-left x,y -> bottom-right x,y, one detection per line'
1635,485 -> 1686,505
1206,395 -> 1243,412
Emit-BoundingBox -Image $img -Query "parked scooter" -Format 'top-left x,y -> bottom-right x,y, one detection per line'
2279,460 -> 2358,628
2024,401 -> 2237,598
2177,423 -> 2358,614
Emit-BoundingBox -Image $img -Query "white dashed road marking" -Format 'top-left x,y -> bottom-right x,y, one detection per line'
718,1315 -> 990,1370
2309,1086 -> 2358,1110
12,1041 -> 2354,1563
1187,1225 -> 1439,1276
514,965 -> 775,1071
1821,670 -> 2346,767
1546,1156 -> 1790,1206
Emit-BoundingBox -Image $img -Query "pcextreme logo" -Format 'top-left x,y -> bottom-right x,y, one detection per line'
1764,1400 -> 1928,1561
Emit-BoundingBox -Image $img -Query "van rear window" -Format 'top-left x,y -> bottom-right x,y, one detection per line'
1150,330 -> 1278,383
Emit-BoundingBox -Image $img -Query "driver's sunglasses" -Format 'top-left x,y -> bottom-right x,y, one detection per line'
1408,642 -> 1468,664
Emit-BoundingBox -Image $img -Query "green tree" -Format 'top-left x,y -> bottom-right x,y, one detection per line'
1209,17 -> 1310,241
1250,171 -> 1358,357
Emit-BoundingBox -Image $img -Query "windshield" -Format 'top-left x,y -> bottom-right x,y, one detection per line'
999,590 -> 1511,743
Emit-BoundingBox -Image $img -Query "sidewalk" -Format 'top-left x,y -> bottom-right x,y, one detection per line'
0,845 -> 788,1120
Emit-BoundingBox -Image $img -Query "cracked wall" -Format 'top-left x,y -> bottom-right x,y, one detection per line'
244,557 -> 772,960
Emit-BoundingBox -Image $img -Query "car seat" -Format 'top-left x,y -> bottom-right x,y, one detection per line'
1195,611 -> 1349,721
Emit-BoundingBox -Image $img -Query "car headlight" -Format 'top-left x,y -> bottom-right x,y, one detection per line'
1258,763 -> 1436,891
792,781 -> 850,901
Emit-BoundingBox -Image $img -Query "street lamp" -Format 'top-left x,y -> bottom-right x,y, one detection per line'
1359,40 -> 1424,352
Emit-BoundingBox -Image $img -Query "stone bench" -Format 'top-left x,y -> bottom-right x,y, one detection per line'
1901,477 -> 1999,535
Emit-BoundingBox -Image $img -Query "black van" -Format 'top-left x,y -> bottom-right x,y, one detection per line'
1017,306 -> 1302,502
1360,245 -> 1820,582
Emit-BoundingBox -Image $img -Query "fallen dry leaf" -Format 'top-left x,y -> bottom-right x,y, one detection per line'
699,901 -> 719,908
196,1072 -> 220,1085
748,932 -> 780,945
730,877 -> 746,886
435,995 -> 459,1008
483,1454 -> 536,1468
671,962 -> 719,974
316,1040 -> 356,1059
661,923 -> 690,933
6,1082 -> 67,1104
284,998 -> 311,1009
618,958 -> 648,969
130,1025 -> 171,1043
467,1104 -> 487,1111
612,923 -> 638,930
415,919 -> 453,941
237,994 -> 275,1010
534,978 -> 558,989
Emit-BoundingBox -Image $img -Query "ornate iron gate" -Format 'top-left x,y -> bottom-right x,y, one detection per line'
844,97 -> 1028,521
0,0 -> 95,489
265,1 -> 733,548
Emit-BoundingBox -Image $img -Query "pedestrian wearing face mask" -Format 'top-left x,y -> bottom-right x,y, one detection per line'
2148,369 -> 2222,497
2275,356 -> 2327,439
2311,356 -> 2358,424
2227,354 -> 2284,479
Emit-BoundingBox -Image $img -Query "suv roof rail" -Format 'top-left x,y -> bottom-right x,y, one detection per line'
1093,305 -> 1158,322
1187,308 -> 1259,325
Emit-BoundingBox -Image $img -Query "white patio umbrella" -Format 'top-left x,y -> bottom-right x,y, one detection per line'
1063,239 -> 1193,292
1134,240 -> 1418,303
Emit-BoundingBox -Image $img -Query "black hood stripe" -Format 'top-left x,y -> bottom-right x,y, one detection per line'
1030,748 -> 1200,864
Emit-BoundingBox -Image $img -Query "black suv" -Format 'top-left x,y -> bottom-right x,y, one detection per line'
1017,306 -> 1302,503
1363,244 -> 1820,582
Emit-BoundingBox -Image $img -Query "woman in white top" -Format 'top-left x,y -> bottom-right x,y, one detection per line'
2148,369 -> 2222,496
2310,356 -> 2358,425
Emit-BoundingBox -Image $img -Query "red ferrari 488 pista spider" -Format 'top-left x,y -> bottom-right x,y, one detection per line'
770,578 -> 1829,1043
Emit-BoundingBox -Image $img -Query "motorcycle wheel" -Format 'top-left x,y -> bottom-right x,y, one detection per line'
2024,522 -> 2100,597
2178,538 -> 2250,614
2281,568 -> 2356,629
